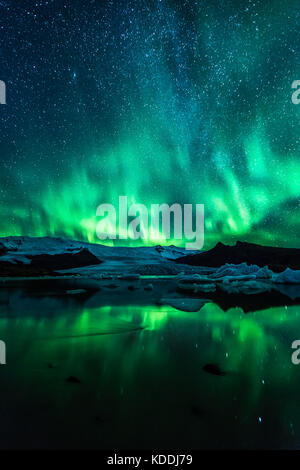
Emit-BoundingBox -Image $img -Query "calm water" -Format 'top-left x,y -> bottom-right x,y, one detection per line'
0,283 -> 300,449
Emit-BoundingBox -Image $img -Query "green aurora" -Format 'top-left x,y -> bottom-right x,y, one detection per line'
1,0 -> 300,248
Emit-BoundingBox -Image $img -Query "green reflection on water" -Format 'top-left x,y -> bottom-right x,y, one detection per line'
0,299 -> 300,449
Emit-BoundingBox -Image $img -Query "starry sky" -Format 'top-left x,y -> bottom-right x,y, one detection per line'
0,0 -> 299,248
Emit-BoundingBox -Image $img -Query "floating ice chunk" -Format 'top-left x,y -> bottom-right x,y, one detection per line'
219,280 -> 271,295
213,263 -> 256,277
193,283 -> 216,293
176,273 -> 215,284
273,284 -> 300,299
213,263 -> 273,280
274,268 -> 300,284
255,266 -> 273,279
220,274 -> 257,284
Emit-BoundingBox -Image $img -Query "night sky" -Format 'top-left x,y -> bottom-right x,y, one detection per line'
0,0 -> 299,248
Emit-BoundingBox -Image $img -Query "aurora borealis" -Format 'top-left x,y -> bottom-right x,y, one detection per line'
0,0 -> 300,248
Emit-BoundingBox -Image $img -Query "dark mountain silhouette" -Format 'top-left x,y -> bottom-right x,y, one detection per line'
176,241 -> 300,272
29,247 -> 102,270
0,242 -> 8,256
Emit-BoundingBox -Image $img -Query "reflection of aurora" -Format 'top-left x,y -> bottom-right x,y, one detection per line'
1,298 -> 300,447
1,1 -> 300,249
1,302 -> 298,397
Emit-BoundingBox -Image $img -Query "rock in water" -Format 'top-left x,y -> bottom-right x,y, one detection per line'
160,297 -> 209,312
202,363 -> 226,376
144,283 -> 153,291
66,376 -> 81,384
